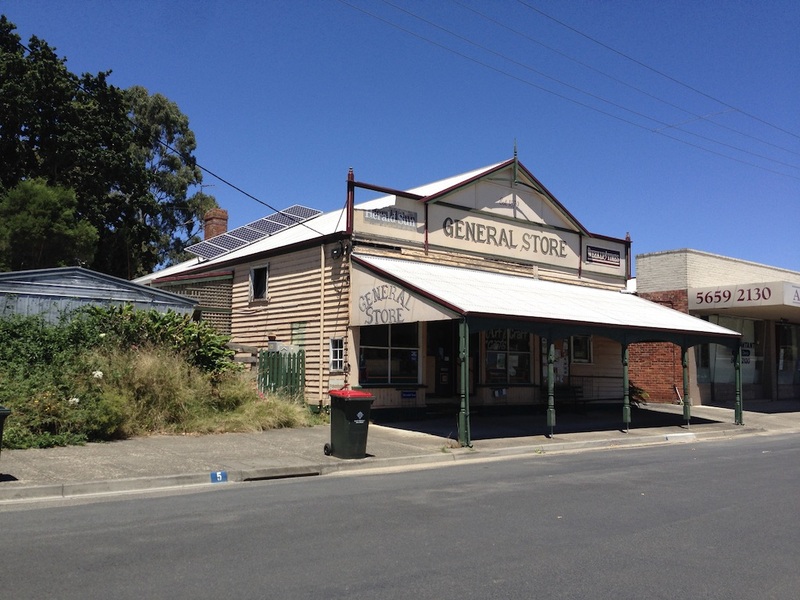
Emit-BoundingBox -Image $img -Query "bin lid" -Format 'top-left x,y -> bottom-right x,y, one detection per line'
328,388 -> 374,400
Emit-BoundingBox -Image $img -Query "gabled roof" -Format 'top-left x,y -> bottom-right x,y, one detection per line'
135,158 -> 605,284
357,161 -> 508,209
0,267 -> 197,319
356,158 -> 593,235
134,209 -> 347,285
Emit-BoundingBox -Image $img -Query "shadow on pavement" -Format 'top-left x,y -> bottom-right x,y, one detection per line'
707,399 -> 800,415
372,403 -> 717,442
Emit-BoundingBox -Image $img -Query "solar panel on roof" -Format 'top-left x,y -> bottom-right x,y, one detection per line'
284,205 -> 320,219
250,219 -> 285,234
185,204 -> 322,261
264,212 -> 295,226
227,226 -> 264,243
186,241 -> 224,260
212,235 -> 246,251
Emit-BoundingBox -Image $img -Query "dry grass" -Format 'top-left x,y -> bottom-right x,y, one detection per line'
90,347 -> 326,437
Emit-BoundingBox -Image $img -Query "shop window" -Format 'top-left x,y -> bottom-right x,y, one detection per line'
485,328 -> 531,384
359,323 -> 419,384
250,265 -> 269,302
570,335 -> 592,363
696,343 -> 711,383
778,322 -> 800,385
330,338 -> 344,372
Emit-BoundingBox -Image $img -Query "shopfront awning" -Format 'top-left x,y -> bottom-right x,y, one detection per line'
352,254 -> 740,347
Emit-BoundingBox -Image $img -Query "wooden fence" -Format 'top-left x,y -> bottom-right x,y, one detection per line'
257,349 -> 306,400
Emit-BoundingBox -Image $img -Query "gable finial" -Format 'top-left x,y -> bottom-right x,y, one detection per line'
513,139 -> 519,186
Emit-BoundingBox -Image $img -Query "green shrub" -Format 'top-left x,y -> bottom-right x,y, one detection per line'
73,305 -> 238,376
0,359 -> 129,448
0,308 -> 318,449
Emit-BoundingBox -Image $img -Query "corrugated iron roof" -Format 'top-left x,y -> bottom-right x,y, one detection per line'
352,254 -> 740,343
0,267 -> 197,320
135,162 -> 512,284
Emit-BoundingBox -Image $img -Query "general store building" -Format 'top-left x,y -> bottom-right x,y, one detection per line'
136,157 -> 740,445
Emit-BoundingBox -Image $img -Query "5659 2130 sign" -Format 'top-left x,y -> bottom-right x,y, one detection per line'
689,283 -> 780,310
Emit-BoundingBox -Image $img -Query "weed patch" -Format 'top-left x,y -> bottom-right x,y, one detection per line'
0,310 -> 322,449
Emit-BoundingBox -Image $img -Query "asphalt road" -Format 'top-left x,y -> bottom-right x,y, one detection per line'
2,434 -> 799,599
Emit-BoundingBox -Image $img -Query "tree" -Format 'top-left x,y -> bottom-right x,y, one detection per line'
0,179 -> 98,271
0,16 -> 216,278
118,86 -> 217,271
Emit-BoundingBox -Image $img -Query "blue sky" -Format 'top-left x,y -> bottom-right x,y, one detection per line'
4,0 -> 799,273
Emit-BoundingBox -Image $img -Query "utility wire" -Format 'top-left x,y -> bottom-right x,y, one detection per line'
454,0 -> 800,159
380,0 -> 800,172
515,0 -> 800,142
338,0 -> 800,180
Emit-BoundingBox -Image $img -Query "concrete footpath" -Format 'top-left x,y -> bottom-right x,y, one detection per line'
1,402 -> 799,503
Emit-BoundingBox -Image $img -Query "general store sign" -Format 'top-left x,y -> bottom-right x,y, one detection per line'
430,209 -> 576,266
350,263 -> 457,326
356,202 -> 627,276
426,204 -> 627,274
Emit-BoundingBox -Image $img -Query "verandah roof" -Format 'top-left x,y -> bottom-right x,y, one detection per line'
352,254 -> 741,348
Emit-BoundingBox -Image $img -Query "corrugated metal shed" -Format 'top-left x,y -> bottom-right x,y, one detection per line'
0,267 -> 197,322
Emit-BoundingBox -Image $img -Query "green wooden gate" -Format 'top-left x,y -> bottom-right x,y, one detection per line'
258,349 -> 306,400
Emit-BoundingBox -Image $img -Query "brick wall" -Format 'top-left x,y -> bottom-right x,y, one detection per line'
629,289 -> 688,403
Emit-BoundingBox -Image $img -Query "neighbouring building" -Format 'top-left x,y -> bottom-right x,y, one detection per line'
0,266 -> 197,322
136,157 -> 740,444
632,249 -> 800,406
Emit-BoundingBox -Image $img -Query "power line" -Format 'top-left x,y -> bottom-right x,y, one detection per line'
515,0 -> 800,142
453,0 -> 800,160
338,0 -> 800,180
379,0 -> 800,172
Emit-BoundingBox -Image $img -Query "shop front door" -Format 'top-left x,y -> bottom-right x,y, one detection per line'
427,320 -> 457,397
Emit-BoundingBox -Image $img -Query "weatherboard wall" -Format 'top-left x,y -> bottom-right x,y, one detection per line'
229,243 -> 350,403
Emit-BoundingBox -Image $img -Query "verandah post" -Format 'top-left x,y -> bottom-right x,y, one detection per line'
682,346 -> 691,427
622,344 -> 630,433
735,344 -> 744,425
458,319 -> 471,447
547,340 -> 556,438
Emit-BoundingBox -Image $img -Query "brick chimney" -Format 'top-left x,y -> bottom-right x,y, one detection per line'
203,208 -> 228,240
